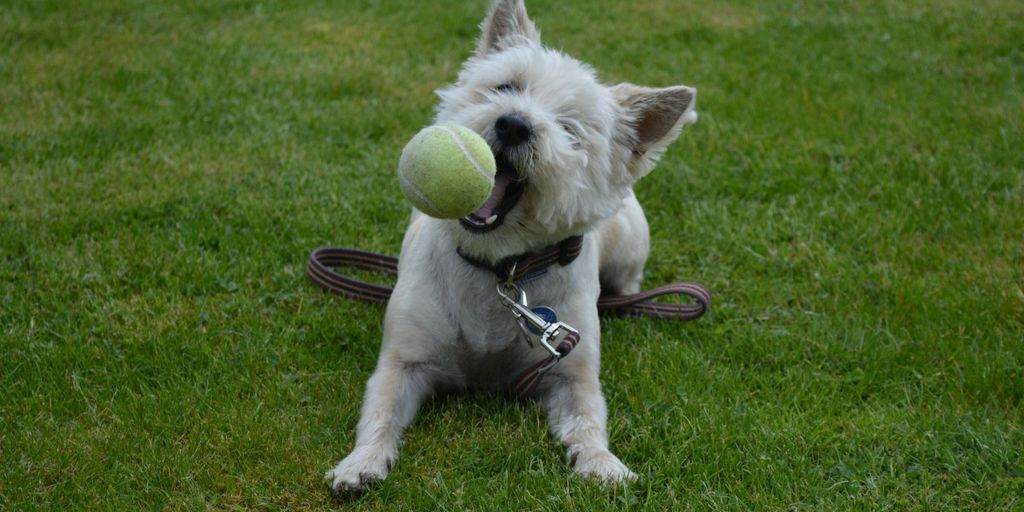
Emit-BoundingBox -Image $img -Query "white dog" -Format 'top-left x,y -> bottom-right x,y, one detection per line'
326,0 -> 697,492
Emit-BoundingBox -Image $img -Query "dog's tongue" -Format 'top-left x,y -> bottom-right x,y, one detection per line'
471,172 -> 511,221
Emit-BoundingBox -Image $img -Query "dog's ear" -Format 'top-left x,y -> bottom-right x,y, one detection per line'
476,0 -> 541,57
612,83 -> 697,178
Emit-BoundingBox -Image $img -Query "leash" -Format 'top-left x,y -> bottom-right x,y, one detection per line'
307,245 -> 710,396
307,246 -> 711,319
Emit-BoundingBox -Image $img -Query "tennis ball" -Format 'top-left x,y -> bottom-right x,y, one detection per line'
397,124 -> 496,219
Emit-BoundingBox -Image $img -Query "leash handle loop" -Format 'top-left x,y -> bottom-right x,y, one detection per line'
307,247 -> 396,304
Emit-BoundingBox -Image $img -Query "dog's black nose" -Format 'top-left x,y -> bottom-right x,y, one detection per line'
495,115 -> 531,146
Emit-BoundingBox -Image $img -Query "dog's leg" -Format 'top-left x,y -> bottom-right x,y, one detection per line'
596,191 -> 650,296
539,311 -> 637,484
323,223 -> 460,491
325,265 -> 451,493
324,354 -> 434,493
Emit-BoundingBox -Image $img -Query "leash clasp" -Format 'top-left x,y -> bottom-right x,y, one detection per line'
537,321 -> 578,360
496,281 -> 578,359
497,281 -> 540,348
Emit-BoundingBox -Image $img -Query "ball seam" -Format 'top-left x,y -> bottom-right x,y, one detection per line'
439,125 -> 494,185
397,168 -> 441,215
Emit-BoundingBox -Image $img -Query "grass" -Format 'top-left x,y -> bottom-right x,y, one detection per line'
1,0 -> 1022,509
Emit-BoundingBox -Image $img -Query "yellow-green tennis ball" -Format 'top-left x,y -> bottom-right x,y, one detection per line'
397,124 -> 496,219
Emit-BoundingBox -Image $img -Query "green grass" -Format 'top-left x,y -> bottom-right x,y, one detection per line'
2,0 -> 1022,509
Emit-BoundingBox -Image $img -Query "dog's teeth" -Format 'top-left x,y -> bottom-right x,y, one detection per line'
485,214 -> 498,225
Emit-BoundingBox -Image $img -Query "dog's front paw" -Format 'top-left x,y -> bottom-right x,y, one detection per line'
324,446 -> 395,494
569,447 -> 638,485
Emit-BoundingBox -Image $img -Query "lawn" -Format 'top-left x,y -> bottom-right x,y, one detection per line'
1,0 -> 1022,509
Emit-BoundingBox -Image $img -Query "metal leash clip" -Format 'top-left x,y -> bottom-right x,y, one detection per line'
496,279 -> 579,361
497,280 -> 536,347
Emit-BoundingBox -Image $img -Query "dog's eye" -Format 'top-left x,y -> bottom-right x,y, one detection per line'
494,83 -> 518,93
560,121 -> 584,150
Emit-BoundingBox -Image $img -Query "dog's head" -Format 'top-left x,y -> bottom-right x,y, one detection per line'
435,0 -> 697,260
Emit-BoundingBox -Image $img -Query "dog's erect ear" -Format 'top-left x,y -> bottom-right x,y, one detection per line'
476,0 -> 541,57
612,83 -> 698,178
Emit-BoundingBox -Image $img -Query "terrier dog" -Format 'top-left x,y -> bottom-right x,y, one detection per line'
325,0 -> 697,492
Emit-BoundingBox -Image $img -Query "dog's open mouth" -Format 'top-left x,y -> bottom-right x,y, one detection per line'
460,155 -> 526,233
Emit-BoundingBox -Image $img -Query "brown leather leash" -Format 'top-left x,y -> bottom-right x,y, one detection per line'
307,245 -> 710,396
307,246 -> 711,319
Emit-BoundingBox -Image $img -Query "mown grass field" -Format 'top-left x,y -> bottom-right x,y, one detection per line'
2,0 -> 1022,509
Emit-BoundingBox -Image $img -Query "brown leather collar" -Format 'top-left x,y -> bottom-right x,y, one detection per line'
456,235 -> 584,282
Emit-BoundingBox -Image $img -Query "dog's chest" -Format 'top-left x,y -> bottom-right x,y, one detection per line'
442,264 -> 565,335
447,271 -> 571,352
451,288 -> 525,353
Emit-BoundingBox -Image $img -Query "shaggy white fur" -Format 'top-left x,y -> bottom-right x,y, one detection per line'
326,0 -> 697,493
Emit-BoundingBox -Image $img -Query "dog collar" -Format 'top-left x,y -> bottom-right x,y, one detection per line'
457,235 -> 584,282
